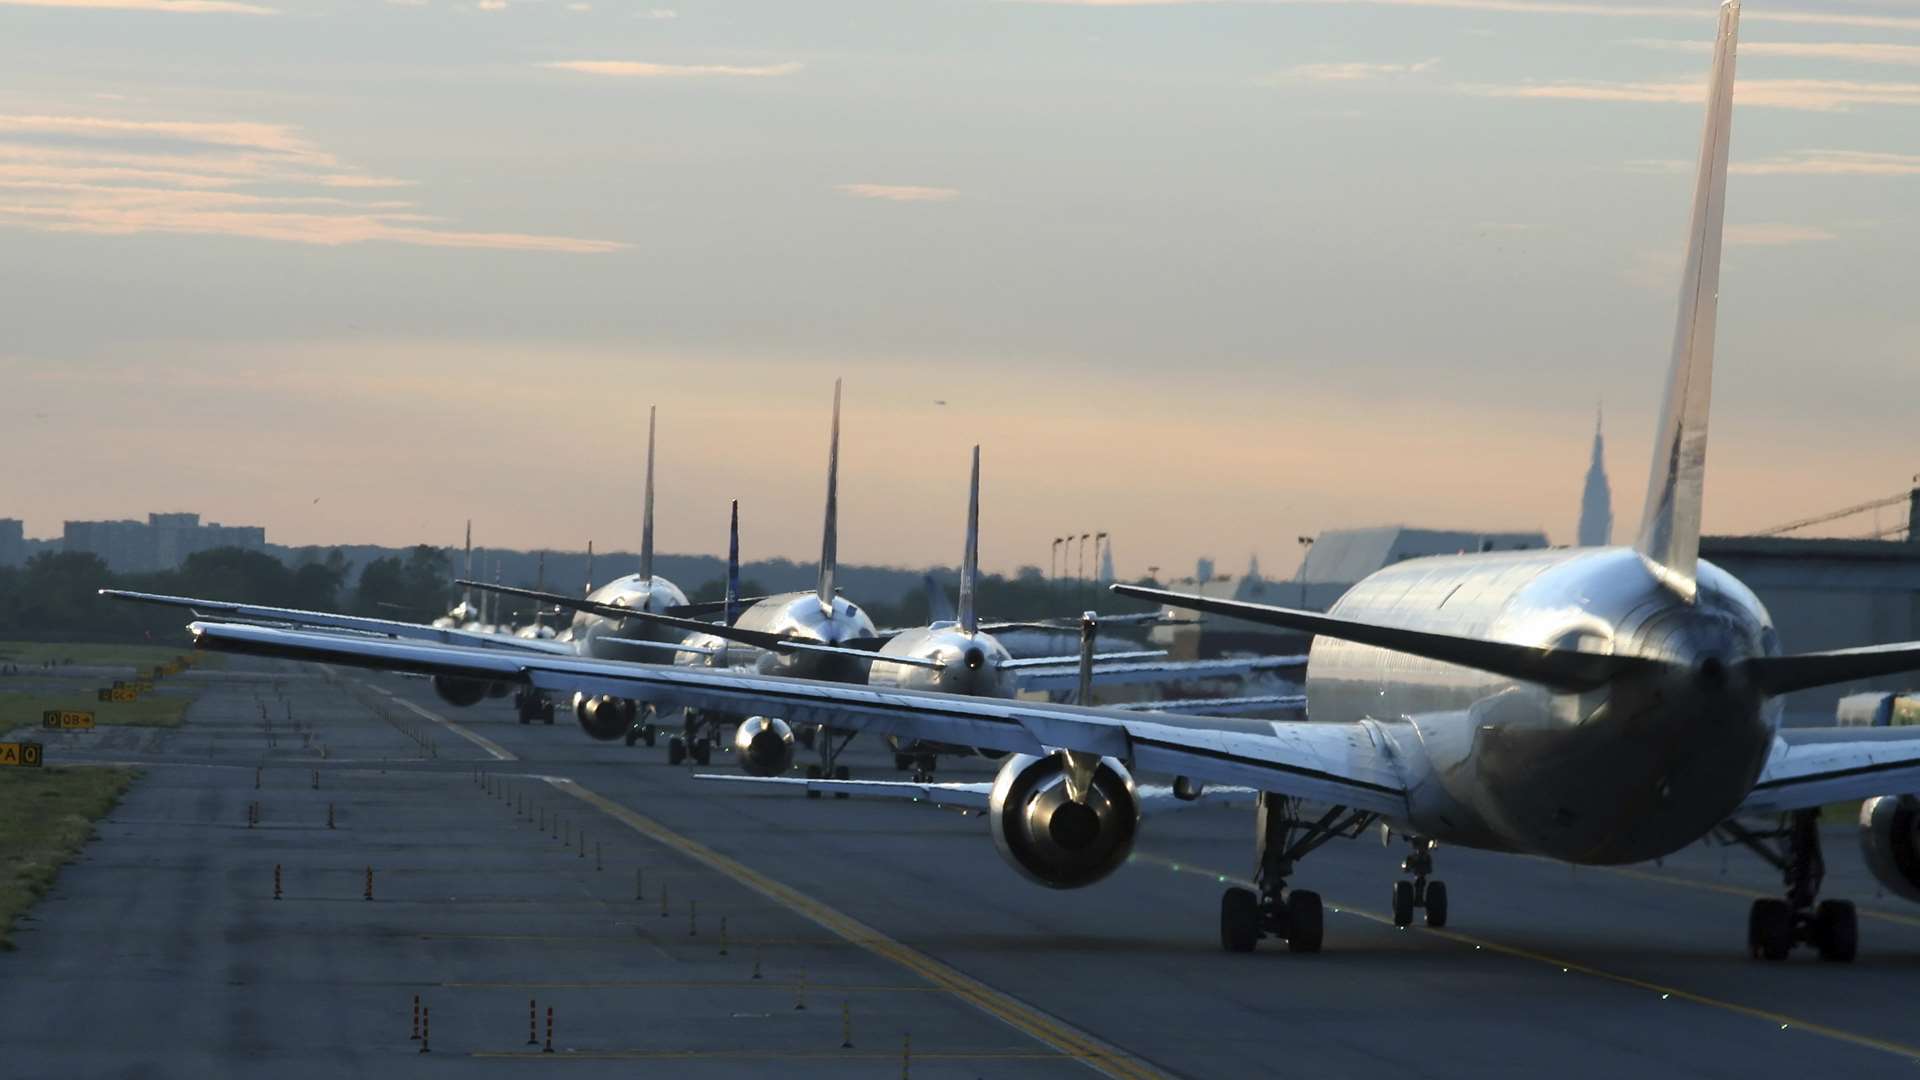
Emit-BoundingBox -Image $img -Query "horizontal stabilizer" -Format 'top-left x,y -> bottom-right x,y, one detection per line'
1111,584 -> 1661,693
596,637 -> 720,657
1740,642 -> 1920,697
459,580 -> 635,622
695,773 -> 992,810
100,589 -> 578,655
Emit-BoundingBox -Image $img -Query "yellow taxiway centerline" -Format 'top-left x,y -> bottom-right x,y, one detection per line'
550,776 -> 1172,1080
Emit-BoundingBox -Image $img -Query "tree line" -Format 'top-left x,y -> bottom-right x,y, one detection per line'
0,546 -> 1163,646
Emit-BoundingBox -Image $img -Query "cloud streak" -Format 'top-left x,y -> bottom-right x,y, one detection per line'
1275,58 -> 1439,82
1629,40 -> 1920,67
0,112 -> 622,253
0,0 -> 273,11
1009,0 -> 1920,33
837,183 -> 960,202
1461,77 -> 1920,112
545,60 -> 803,78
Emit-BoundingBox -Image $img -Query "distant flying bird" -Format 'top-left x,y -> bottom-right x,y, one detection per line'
933,400 -> 947,406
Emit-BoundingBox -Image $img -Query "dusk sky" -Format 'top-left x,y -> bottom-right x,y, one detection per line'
2,0 -> 1916,578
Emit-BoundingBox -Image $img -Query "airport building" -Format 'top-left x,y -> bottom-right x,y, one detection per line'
0,518 -> 22,567
61,512 -> 267,573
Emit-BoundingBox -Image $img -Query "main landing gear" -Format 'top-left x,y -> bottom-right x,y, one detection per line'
1391,836 -> 1448,929
805,726 -> 855,799
623,704 -> 659,748
1220,794 -> 1375,955
1721,810 -> 1857,963
514,692 -> 556,726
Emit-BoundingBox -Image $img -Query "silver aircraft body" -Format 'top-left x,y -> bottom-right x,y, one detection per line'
177,3 -> 1920,962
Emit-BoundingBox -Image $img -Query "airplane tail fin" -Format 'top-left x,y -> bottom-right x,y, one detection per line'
726,500 -> 742,627
958,445 -> 981,635
640,405 -> 657,583
460,520 -> 473,611
1634,0 -> 1740,603
817,379 -> 842,614
585,540 -> 594,595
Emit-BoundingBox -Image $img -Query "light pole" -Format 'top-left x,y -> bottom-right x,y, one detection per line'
1078,533 -> 1091,585
1296,535 -> 1315,608
1051,537 -> 1062,583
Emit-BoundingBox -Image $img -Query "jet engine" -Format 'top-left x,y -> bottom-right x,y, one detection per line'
573,692 -> 635,742
733,716 -> 796,777
988,752 -> 1139,889
431,676 -> 489,708
1860,795 -> 1920,903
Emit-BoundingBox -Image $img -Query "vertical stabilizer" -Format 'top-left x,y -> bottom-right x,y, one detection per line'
817,379 -> 841,614
640,405 -> 656,583
725,500 -> 742,627
1635,0 -> 1740,602
460,520 -> 473,611
585,540 -> 595,595
535,551 -> 547,630
958,445 -> 981,635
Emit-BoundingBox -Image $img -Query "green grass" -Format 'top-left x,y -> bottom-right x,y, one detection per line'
0,641 -> 215,670
0,691 -> 192,729
0,766 -> 139,949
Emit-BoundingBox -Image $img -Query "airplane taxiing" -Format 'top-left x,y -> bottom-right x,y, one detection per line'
176,2 -> 1920,963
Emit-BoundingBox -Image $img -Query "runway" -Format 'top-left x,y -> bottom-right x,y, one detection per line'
4,657 -> 1919,1078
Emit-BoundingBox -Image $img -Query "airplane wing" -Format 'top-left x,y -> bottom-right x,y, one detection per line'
104,589 -> 578,655
1008,654 -> 1306,693
693,774 -> 1261,813
188,621 -> 1410,816
1112,694 -> 1306,718
1735,726 -> 1920,815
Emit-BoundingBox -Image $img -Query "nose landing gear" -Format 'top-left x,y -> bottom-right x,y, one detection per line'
1392,838 -> 1448,929
1723,811 -> 1856,962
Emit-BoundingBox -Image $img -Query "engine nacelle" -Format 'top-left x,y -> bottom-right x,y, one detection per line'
733,716 -> 795,777
1860,795 -> 1920,903
432,676 -> 489,708
573,692 -> 636,742
988,753 -> 1139,889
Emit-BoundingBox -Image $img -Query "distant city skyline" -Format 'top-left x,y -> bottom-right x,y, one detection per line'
3,0 -> 1916,577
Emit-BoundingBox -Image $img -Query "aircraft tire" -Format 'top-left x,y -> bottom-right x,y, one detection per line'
668,736 -> 687,766
1815,900 -> 1857,963
1220,887 -> 1260,953
642,724 -> 656,747
1750,898 -> 1792,961
691,739 -> 711,766
1391,881 -> 1415,928
1286,890 -> 1324,953
1424,880 -> 1449,928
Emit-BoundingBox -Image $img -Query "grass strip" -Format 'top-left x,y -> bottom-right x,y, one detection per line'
0,766 -> 139,949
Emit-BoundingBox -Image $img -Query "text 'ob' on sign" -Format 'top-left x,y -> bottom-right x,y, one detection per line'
42,710 -> 95,731
0,742 -> 44,767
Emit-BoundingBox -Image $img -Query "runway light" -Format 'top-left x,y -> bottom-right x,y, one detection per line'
1661,994 -> 1670,1001
1780,1025 -> 1789,1031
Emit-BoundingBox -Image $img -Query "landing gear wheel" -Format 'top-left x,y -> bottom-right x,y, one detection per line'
541,702 -> 555,725
519,706 -> 531,725
641,723 -> 656,747
1285,890 -> 1324,954
1749,898 -> 1792,961
690,738 -> 711,766
1220,887 -> 1260,953
1815,899 -> 1857,963
1423,880 -> 1449,928
832,764 -> 850,799
1391,881 -> 1415,928
805,764 -> 823,799
624,726 -> 640,747
667,736 -> 687,766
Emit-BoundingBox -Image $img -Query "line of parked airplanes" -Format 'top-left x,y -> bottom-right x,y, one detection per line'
103,3 -> 1920,963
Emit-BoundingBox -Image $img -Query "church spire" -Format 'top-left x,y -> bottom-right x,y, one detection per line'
1578,403 -> 1613,547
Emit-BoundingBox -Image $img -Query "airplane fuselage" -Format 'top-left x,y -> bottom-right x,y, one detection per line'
676,591 -> 879,684
572,573 -> 692,658
868,624 -> 1016,699
1308,546 -> 1781,865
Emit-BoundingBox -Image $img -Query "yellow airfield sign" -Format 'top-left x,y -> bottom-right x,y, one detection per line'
42,710 -> 95,731
0,742 -> 44,767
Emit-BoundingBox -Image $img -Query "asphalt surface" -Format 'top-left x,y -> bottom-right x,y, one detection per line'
4,657 -> 1920,1079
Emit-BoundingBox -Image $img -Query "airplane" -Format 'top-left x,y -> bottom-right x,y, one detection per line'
176,2 -> 1920,963
466,380 -> 898,767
